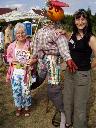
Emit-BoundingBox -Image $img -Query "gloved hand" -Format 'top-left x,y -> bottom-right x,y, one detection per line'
66,59 -> 78,73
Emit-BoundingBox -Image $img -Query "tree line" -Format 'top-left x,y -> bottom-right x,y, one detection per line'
61,8 -> 96,35
0,8 -> 96,35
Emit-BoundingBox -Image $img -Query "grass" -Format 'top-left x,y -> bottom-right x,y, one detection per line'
0,67 -> 57,128
0,65 -> 96,128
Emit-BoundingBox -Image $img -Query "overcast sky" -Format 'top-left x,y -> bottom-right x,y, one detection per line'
0,0 -> 96,15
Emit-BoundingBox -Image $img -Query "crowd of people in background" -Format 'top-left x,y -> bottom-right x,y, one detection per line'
0,22 -> 14,65
0,22 -> 13,50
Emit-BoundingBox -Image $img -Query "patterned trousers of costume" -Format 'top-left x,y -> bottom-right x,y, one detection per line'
40,55 -> 64,112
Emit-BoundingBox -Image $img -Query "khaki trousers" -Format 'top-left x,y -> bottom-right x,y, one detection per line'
63,70 -> 91,128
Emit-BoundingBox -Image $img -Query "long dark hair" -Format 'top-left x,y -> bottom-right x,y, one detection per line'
72,9 -> 92,36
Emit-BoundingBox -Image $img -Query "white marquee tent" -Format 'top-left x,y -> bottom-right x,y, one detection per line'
0,9 -> 44,22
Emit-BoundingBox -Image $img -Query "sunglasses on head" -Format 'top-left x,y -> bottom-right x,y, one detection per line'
74,9 -> 88,19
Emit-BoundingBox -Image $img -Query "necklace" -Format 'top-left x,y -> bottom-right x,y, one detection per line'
77,33 -> 84,40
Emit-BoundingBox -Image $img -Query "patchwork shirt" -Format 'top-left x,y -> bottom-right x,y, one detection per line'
33,24 -> 71,61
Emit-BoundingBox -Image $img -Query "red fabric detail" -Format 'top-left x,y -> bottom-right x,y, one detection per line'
50,0 -> 69,7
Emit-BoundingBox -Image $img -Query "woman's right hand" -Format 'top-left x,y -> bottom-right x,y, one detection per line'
12,59 -> 19,65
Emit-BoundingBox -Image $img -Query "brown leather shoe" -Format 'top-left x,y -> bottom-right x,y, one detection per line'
65,123 -> 73,128
16,109 -> 21,116
24,109 -> 30,117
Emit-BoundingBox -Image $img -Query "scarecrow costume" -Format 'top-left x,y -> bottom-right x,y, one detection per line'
32,0 -> 77,127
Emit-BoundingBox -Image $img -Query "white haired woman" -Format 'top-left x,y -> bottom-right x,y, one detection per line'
6,23 -> 37,117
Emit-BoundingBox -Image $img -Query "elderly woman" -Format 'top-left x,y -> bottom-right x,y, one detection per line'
6,23 -> 37,117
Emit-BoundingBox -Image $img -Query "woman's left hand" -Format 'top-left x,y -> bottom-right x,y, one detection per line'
91,58 -> 96,69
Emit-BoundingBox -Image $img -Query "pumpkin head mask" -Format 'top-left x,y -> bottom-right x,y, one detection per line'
47,0 -> 69,21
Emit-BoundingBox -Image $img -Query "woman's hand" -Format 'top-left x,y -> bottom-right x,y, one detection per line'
12,59 -> 19,65
26,57 -> 38,66
91,58 -> 96,69
5,79 -> 11,86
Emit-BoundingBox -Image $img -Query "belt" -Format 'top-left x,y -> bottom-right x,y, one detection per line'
48,84 -> 60,87
13,63 -> 25,69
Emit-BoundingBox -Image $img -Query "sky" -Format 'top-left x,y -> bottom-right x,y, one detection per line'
0,0 -> 96,15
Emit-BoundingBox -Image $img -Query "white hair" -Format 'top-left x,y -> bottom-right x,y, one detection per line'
14,22 -> 26,36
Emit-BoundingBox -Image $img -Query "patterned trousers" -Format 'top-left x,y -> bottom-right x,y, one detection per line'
11,69 -> 32,108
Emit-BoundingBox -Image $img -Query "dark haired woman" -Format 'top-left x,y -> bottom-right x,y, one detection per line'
63,9 -> 96,128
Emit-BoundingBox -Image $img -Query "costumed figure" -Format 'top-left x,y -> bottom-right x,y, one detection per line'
32,0 -> 77,127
